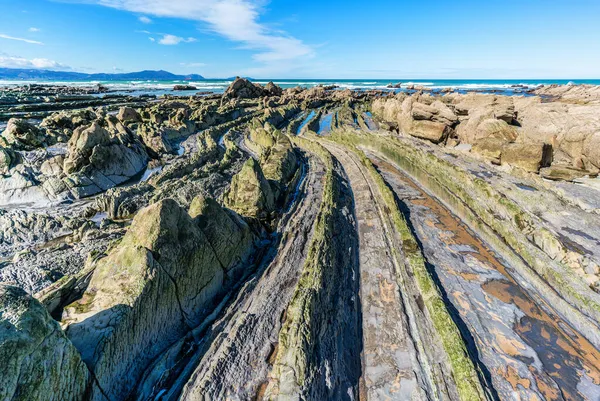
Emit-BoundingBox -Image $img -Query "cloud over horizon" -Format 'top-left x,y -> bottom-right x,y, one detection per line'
80,0 -> 313,64
0,55 -> 71,70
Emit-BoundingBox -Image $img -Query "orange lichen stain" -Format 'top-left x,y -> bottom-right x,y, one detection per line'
379,279 -> 396,304
267,343 -> 279,365
488,326 -> 527,357
529,366 -> 561,401
485,279 -> 600,400
452,291 -> 472,312
370,154 -> 600,400
457,272 -> 479,281
498,365 -> 531,390
254,382 -> 268,401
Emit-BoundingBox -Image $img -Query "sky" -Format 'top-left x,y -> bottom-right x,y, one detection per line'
0,0 -> 599,79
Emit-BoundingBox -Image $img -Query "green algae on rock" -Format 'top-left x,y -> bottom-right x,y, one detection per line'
224,157 -> 275,220
0,284 -> 89,401
61,197 -> 254,400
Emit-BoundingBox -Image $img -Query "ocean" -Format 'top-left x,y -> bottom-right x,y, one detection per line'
1,78 -> 599,97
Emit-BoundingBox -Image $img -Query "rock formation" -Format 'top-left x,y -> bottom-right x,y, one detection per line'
0,284 -> 89,401
0,81 -> 599,401
224,157 -> 275,219
62,197 -> 254,400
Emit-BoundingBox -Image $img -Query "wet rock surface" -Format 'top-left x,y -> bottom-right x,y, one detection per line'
1,81 -> 600,400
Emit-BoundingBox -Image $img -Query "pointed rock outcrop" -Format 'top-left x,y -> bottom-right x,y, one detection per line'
62,198 -> 246,400
224,158 -> 275,219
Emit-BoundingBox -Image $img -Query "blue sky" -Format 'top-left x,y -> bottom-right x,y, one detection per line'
0,0 -> 599,78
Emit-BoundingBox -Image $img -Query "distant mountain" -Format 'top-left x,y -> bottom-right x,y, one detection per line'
0,68 -> 205,81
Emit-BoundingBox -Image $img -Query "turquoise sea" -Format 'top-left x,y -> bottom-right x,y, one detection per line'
1,78 -> 599,97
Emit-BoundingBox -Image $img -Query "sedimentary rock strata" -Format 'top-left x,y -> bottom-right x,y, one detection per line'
1,79 -> 600,400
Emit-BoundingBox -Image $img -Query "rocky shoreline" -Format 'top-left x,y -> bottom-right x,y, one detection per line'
1,78 -> 600,400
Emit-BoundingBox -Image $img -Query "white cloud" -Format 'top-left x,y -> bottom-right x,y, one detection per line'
0,34 -> 44,45
138,16 -> 152,23
149,37 -> 156,42
180,62 -> 206,67
0,56 -> 71,70
158,34 -> 196,45
29,27 -> 40,32
82,0 -> 313,63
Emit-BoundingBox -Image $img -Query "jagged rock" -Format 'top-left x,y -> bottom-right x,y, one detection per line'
94,182 -> 154,219
0,147 -> 14,174
223,77 -> 266,100
412,100 -> 458,126
0,118 -> 46,151
62,199 -> 237,400
265,81 -> 283,97
224,158 -> 275,219
0,284 -> 89,401
472,137 -> 506,164
62,118 -> 148,198
260,133 -> 298,198
137,123 -> 175,156
246,122 -> 276,156
41,108 -> 97,132
188,195 -> 254,276
117,106 -> 141,123
501,142 -> 552,172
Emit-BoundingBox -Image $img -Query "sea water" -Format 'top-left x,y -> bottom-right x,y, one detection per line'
1,78 -> 599,98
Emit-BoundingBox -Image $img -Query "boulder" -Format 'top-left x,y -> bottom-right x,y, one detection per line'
373,96 -> 456,143
173,85 -> 198,91
0,284 -> 89,401
0,118 -> 46,151
403,119 -> 452,143
246,122 -> 276,156
117,106 -> 141,123
224,158 -> 275,219
223,77 -> 266,100
582,132 -> 600,170
454,94 -> 517,143
41,108 -> 97,132
472,138 -> 506,164
501,143 -> 552,172
62,198 -> 247,400
475,119 -> 518,142
540,165 -> 598,181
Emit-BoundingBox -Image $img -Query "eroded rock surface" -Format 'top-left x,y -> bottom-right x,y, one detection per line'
0,284 -> 89,401
1,81 -> 600,401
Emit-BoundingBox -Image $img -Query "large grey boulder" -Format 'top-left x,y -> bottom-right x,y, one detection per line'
62,117 -> 149,198
0,284 -> 89,401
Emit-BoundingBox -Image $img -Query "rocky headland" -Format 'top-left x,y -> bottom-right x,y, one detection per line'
1,78 -> 600,400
